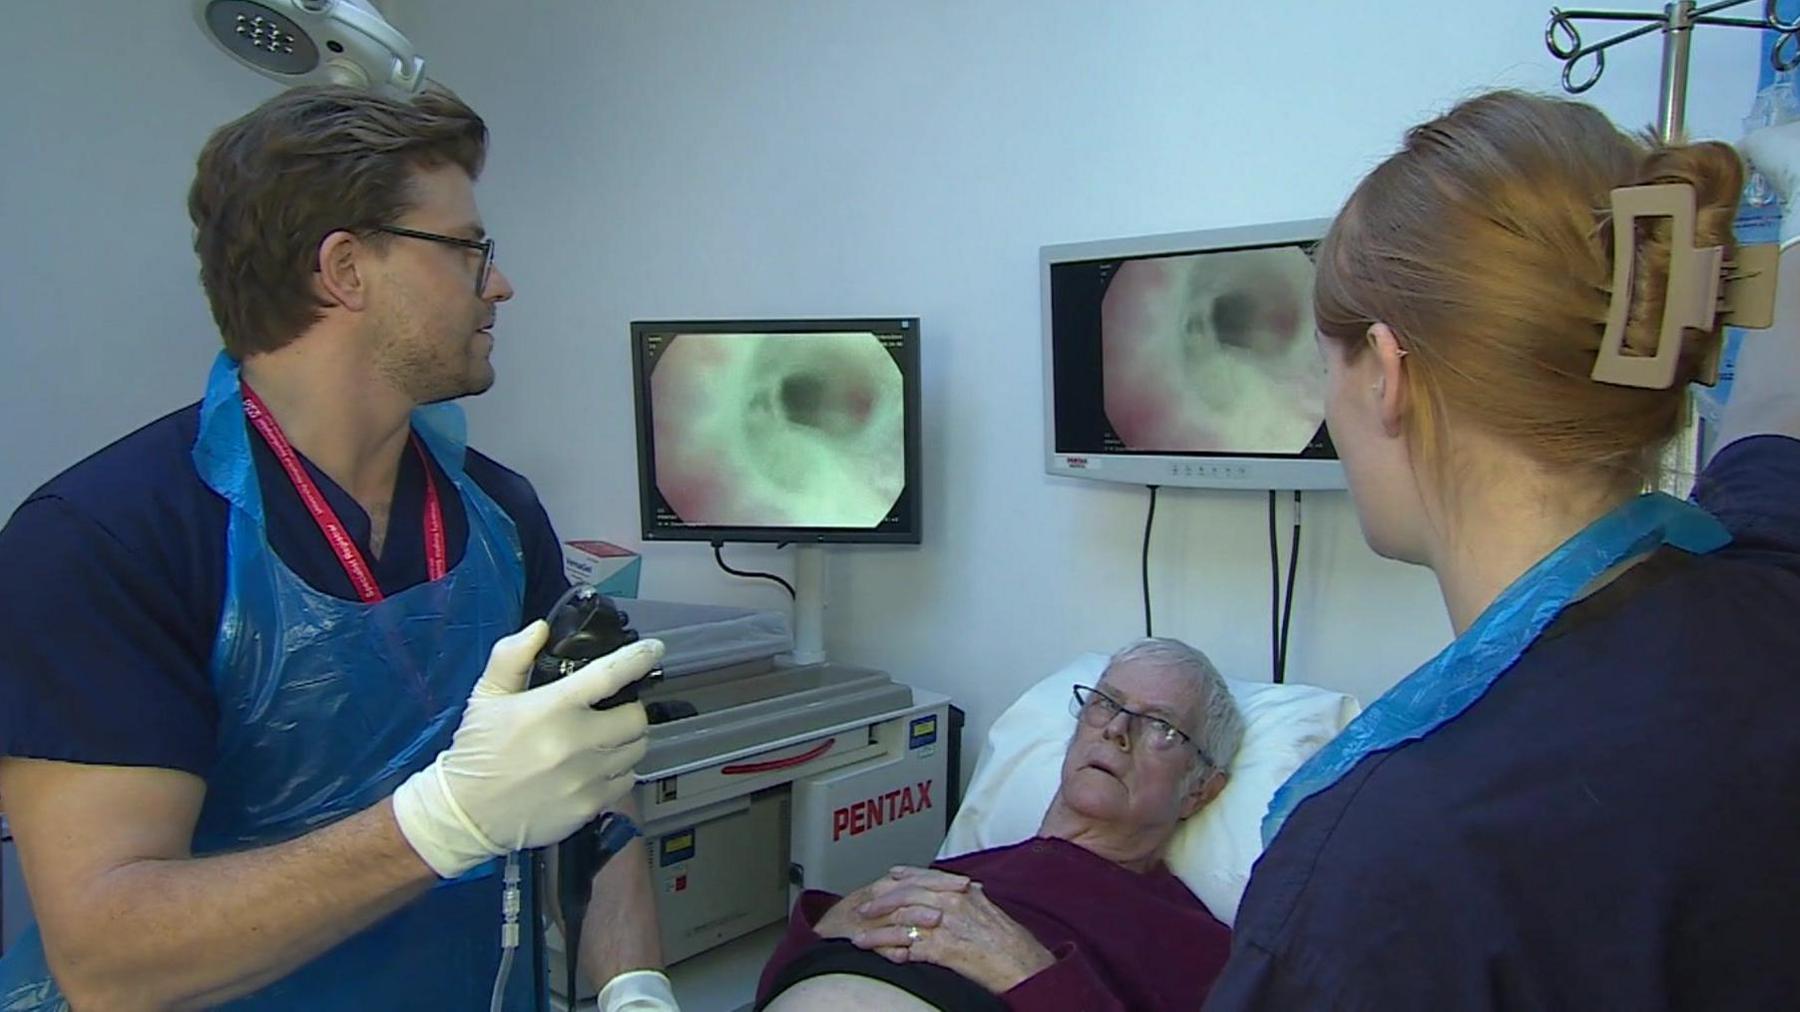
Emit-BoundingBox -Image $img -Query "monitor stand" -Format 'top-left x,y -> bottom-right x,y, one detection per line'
791,544 -> 828,665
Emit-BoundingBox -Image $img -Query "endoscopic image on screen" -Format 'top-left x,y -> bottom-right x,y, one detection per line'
1099,246 -> 1324,454
649,333 -> 906,528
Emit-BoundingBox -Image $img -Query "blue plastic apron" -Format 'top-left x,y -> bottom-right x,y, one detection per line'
1262,492 -> 1732,846
0,353 -> 536,1010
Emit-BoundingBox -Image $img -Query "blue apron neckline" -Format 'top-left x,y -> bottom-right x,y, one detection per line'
195,351 -> 470,521
1262,491 -> 1730,845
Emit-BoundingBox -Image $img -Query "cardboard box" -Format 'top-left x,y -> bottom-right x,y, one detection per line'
562,540 -> 642,598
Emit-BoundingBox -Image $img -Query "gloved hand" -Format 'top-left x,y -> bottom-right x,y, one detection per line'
392,621 -> 665,878
1742,118 -> 1800,246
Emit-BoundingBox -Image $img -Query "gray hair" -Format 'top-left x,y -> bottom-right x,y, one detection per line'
1104,637 -> 1245,783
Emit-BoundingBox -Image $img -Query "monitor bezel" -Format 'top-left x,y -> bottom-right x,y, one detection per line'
1040,218 -> 1347,491
631,317 -> 924,544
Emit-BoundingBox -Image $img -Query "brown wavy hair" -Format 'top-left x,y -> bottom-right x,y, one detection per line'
188,85 -> 488,358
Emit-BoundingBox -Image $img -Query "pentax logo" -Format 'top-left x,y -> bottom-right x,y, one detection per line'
831,780 -> 934,842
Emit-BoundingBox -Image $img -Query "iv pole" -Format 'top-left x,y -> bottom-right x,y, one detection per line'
1547,0 -> 1800,144
1545,1 -> 1800,486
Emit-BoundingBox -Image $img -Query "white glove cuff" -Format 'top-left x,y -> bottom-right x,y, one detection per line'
596,970 -> 676,1012
392,759 -> 503,879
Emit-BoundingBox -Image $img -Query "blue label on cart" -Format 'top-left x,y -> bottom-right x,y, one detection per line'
660,827 -> 696,867
909,715 -> 938,750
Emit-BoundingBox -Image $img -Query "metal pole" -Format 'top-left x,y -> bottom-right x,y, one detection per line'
791,544 -> 827,665
1657,0 -> 1697,142
1655,1 -> 1699,488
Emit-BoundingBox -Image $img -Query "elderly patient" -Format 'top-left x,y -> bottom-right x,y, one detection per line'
755,638 -> 1246,1012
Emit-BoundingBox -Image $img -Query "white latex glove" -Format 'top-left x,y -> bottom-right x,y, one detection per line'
392,621 -> 664,878
1742,118 -> 1800,246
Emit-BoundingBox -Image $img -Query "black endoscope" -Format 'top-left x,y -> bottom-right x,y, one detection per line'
530,585 -> 690,1005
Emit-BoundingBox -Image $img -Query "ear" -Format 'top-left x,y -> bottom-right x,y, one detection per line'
1366,322 -> 1409,438
314,229 -> 372,312
1178,769 -> 1227,820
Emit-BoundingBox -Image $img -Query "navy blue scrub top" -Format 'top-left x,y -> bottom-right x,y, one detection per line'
0,401 -> 571,777
1207,435 -> 1800,1012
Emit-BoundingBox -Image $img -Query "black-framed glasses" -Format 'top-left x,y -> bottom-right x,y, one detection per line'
1071,684 -> 1213,768
373,224 -> 496,295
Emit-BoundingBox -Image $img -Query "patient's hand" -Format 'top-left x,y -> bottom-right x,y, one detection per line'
813,866 -> 969,941
852,881 -> 1055,994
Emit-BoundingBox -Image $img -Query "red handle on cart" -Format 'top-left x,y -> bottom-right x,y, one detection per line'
721,737 -> 836,775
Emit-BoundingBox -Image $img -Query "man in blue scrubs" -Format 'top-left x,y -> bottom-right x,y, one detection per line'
0,86 -> 659,1009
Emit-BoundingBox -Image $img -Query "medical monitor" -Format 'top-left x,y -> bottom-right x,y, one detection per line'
1043,219 -> 1345,490
632,318 -> 922,544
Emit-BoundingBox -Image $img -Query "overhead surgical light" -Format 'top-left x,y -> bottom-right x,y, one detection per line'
193,0 -> 426,97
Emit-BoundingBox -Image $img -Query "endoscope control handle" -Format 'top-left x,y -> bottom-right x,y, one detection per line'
531,584 -> 662,708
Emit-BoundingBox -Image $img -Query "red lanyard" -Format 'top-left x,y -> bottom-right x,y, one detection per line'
241,383 -> 447,603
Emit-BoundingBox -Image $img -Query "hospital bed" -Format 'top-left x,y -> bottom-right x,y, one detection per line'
545,601 -> 1359,1007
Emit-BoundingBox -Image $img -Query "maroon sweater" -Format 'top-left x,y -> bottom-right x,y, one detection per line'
756,836 -> 1231,1010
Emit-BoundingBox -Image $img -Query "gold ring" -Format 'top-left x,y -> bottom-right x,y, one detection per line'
905,925 -> 922,943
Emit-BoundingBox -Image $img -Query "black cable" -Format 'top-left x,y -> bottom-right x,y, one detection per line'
527,854 -> 548,1012
1277,491 -> 1303,684
525,849 -> 550,1008
1142,485 -> 1160,637
1268,491 -> 1280,682
563,865 -> 579,1012
712,542 -> 797,599
528,844 -> 578,1012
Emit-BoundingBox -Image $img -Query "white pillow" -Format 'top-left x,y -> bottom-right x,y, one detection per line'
939,653 -> 1360,926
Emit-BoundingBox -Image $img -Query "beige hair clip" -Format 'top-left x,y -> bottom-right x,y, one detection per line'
1592,183 -> 1779,390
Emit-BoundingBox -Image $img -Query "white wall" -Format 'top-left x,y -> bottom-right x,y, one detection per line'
0,7 -> 280,512
373,0 -> 1757,749
4,3 -> 1758,759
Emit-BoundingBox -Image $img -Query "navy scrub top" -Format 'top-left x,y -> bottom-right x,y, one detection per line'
1208,435 -> 1800,1011
0,401 -> 571,778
